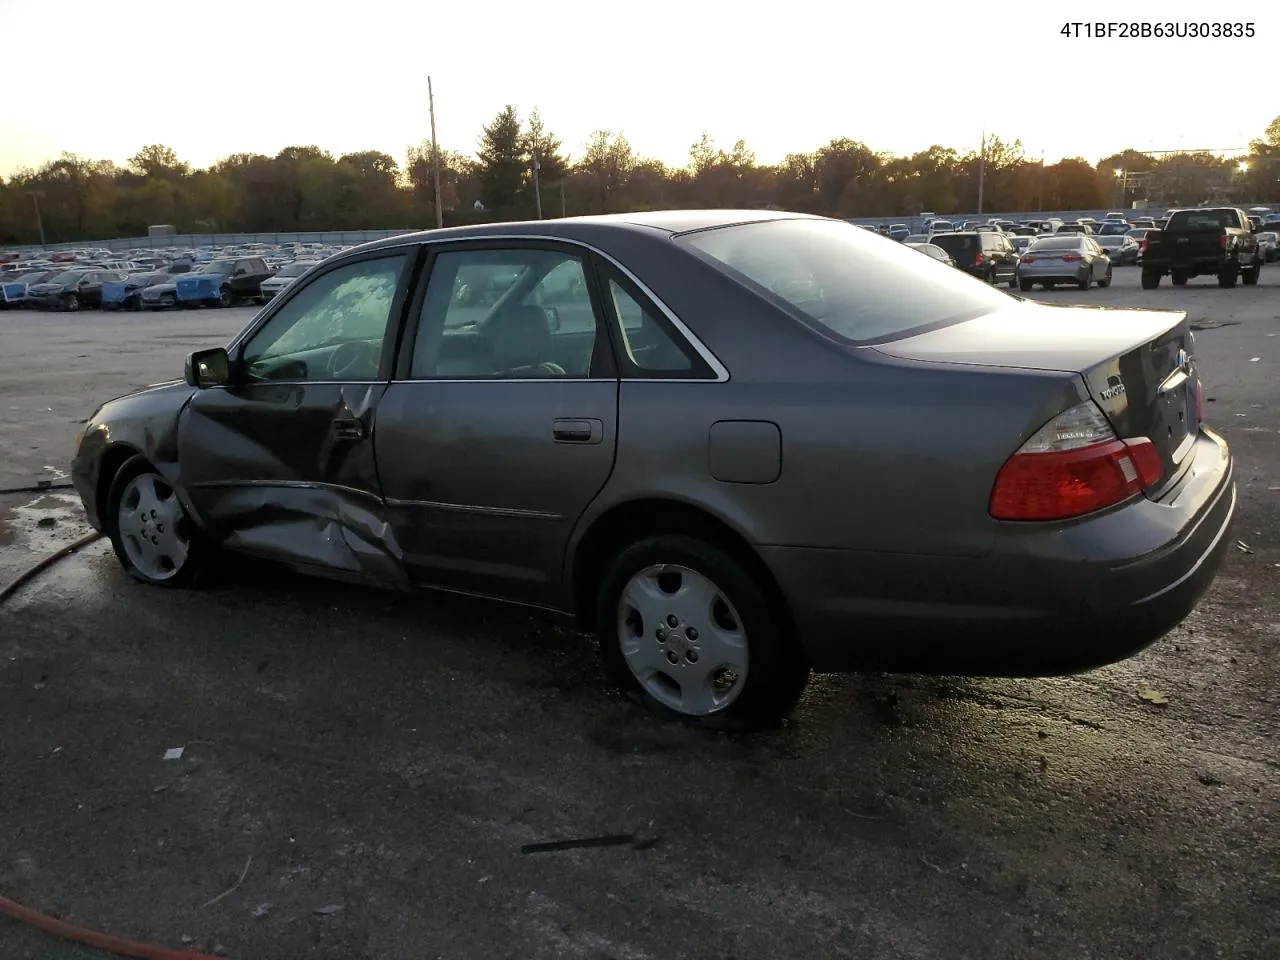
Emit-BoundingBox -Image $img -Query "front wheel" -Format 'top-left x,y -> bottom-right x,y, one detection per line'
596,534 -> 809,731
1171,271 -> 1188,286
64,294 -> 80,312
1097,267 -> 1112,289
1018,278 -> 1033,292
106,457 -> 208,587
219,287 -> 234,308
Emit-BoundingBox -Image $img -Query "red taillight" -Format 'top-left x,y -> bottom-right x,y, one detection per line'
990,402 -> 1165,521
1140,238 -> 1149,251
1061,254 -> 1083,262
1021,255 -> 1036,263
1219,234 -> 1230,249
974,252 -> 985,265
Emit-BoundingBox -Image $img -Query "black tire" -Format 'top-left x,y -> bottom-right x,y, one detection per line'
105,455 -> 209,588
64,294 -> 80,312
1141,269 -> 1161,289
1218,269 -> 1237,289
596,534 -> 809,731
1007,271 -> 1019,290
1097,267 -> 1112,289
1018,278 -> 1033,292
219,287 -> 234,308
1242,261 -> 1261,286
1040,282 -> 1053,290
1171,271 -> 1188,286
1077,272 -> 1091,291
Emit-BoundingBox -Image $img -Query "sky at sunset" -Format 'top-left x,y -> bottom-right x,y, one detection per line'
1,0 -> 1273,177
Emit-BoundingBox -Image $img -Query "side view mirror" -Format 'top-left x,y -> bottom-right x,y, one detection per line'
544,306 -> 561,332
185,347 -> 232,388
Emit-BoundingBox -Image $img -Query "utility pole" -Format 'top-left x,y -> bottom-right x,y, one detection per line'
1038,150 -> 1045,211
976,129 -> 986,215
427,76 -> 443,229
532,148 -> 543,219
560,181 -> 566,218
27,191 -> 46,246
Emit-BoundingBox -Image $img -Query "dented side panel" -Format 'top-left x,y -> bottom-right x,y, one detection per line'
175,381 -> 408,588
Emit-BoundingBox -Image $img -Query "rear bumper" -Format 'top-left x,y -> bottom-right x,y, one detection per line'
766,429 -> 1235,675
1146,255 -> 1235,274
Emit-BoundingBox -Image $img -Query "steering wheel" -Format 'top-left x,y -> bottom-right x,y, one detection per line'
328,340 -> 380,380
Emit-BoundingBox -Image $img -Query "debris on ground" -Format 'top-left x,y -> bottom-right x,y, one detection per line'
162,747 -> 185,761
251,902 -> 270,919
521,833 -> 639,855
1236,540 -> 1254,554
1198,773 -> 1225,786
1138,688 -> 1170,706
36,517 -> 56,528
314,904 -> 343,916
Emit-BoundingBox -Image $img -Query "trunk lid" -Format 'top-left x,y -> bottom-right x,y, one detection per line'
872,302 -> 1199,492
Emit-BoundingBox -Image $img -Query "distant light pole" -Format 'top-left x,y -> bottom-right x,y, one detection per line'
26,191 -> 46,246
532,148 -> 543,220
1113,167 -> 1125,208
976,128 -> 986,215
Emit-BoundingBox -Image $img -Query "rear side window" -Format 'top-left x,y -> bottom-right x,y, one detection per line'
677,218 -> 1009,345
931,234 -> 978,255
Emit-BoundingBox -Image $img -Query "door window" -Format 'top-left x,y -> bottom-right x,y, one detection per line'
410,248 -> 603,379
240,253 -> 407,382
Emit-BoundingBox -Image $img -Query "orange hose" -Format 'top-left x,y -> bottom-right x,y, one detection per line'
0,895 -> 224,960
1,538 -> 226,958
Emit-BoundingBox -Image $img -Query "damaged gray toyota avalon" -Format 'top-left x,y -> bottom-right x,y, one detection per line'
71,210 -> 1236,729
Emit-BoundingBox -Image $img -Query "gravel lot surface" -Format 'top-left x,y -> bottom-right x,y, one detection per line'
1,270 -> 1277,959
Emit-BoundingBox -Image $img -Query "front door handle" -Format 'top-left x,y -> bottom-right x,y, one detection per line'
552,418 -> 603,444
332,417 -> 365,440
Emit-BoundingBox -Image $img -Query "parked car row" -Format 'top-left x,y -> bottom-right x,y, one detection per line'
0,241 -> 337,312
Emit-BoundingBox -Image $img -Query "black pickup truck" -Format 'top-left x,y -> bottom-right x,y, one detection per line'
1140,207 -> 1262,289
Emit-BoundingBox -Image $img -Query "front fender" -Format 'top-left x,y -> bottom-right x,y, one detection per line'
71,381 -> 199,530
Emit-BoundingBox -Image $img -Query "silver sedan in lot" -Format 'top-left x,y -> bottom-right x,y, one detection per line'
1017,234 -> 1114,290
70,211 -> 1234,730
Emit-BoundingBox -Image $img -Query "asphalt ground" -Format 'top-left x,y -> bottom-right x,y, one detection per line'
0,268 -> 1277,960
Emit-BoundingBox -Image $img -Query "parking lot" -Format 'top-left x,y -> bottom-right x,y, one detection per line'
1,267 -> 1278,959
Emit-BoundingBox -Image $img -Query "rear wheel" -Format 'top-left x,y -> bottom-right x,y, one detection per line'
1141,269 -> 1161,289
1018,278 -> 1032,292
1097,267 -> 1112,289
596,534 -> 809,731
1242,261 -> 1261,286
219,287 -> 234,308
1218,268 -> 1237,289
63,294 -> 80,312
1077,272 -> 1091,291
106,456 -> 208,588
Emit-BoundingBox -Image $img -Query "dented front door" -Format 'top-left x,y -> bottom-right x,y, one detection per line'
175,250 -> 414,585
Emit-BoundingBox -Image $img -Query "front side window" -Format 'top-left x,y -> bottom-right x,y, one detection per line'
678,218 -> 1009,345
241,253 -> 407,382
410,248 -> 603,379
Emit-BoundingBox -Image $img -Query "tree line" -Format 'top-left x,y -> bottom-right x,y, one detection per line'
3,110 -> 1279,245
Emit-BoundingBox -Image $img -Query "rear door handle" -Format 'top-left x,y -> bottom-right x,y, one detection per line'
332,417 -> 366,440
552,418 -> 603,444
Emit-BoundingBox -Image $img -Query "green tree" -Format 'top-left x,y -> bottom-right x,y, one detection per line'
128,144 -> 189,179
475,105 -> 525,215
521,108 -> 568,214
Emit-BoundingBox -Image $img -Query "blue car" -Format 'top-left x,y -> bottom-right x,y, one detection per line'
174,257 -> 272,308
103,271 -> 175,311
1,269 -> 59,309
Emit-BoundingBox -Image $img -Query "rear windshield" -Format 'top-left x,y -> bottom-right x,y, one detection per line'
1029,237 -> 1086,251
676,218 -> 1009,345
1167,210 -> 1238,230
928,233 -> 978,254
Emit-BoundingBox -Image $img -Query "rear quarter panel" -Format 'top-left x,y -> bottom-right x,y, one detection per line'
565,228 -> 1087,560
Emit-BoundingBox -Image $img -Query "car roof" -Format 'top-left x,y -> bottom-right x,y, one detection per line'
358,209 -> 827,254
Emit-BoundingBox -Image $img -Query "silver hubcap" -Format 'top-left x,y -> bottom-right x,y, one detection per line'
117,473 -> 189,580
617,564 -> 748,716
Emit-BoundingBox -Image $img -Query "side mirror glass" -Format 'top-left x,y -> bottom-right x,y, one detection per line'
185,347 -> 232,388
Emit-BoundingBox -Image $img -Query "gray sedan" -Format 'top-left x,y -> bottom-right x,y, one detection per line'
1017,235 -> 1114,290
70,211 -> 1234,730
